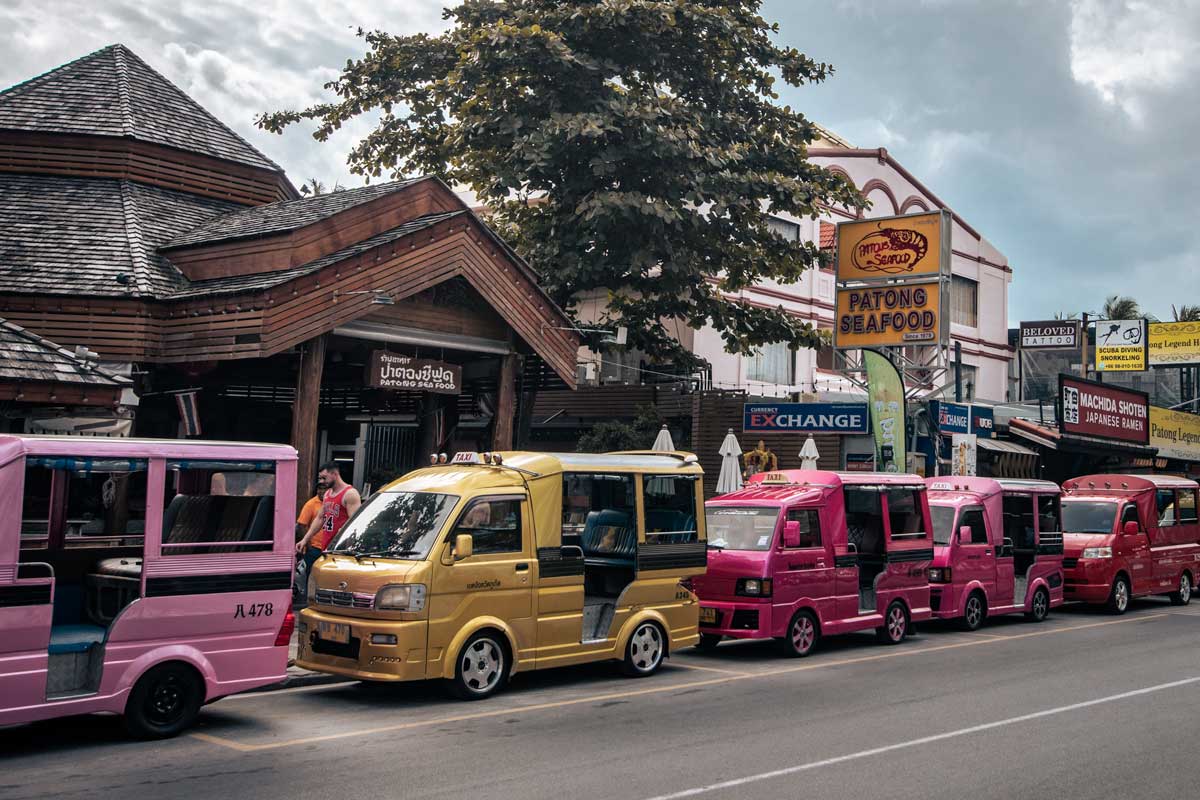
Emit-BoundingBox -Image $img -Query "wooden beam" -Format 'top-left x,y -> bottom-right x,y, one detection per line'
492,353 -> 519,450
289,334 -> 327,514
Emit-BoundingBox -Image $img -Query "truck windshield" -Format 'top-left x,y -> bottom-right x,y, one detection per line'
329,491 -> 458,558
705,507 -> 779,551
1062,501 -> 1116,534
930,505 -> 958,545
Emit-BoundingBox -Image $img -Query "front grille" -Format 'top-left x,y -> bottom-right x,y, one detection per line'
1062,558 -> 1079,570
929,589 -> 941,612
315,588 -> 374,609
730,610 -> 759,630
310,632 -> 362,660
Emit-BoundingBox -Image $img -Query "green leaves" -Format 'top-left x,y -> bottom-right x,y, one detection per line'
260,0 -> 862,367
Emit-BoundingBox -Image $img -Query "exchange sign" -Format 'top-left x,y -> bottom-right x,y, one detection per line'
835,211 -> 949,282
1059,374 -> 1149,445
1019,320 -> 1081,350
1094,319 -> 1147,372
1149,322 -> 1200,367
743,403 -> 869,434
835,282 -> 942,349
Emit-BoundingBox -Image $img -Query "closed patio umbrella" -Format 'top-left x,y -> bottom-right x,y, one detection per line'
799,435 -> 820,470
651,424 -> 675,452
716,429 -> 743,494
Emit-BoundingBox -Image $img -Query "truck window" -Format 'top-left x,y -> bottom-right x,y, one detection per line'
22,456 -> 148,546
643,475 -> 699,544
1002,495 -> 1035,548
1156,490 -> 1178,526
562,473 -> 635,541
1121,503 -> 1141,530
785,508 -> 822,548
162,459 -> 275,554
706,507 -> 778,551
1178,489 -> 1198,524
884,488 -> 926,540
455,498 -> 522,554
1062,501 -> 1115,534
930,505 -> 956,545
960,508 -> 989,544
1037,495 -> 1061,534
844,487 -> 885,555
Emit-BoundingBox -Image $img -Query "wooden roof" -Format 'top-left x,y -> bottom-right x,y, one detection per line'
0,318 -> 129,388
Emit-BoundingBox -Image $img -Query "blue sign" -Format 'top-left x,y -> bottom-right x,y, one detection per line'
744,403 -> 870,434
971,405 -> 994,439
932,401 -> 971,435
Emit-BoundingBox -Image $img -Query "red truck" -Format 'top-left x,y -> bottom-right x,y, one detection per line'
1061,474 -> 1200,613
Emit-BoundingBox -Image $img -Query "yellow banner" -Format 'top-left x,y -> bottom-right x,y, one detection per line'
835,282 -> 941,348
1150,406 -> 1200,462
836,211 -> 946,282
1149,322 -> 1200,367
1096,345 -> 1146,372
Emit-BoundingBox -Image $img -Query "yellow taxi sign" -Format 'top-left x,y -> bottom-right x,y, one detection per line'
761,472 -> 791,484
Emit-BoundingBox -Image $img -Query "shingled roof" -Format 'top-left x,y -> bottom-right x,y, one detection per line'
0,318 -> 130,388
0,44 -> 282,173
0,173 -> 243,297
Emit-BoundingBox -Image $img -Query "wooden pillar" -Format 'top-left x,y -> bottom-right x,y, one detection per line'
290,334 -> 327,514
492,353 -> 519,451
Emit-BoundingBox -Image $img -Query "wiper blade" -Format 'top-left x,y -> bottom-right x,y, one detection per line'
355,549 -> 421,558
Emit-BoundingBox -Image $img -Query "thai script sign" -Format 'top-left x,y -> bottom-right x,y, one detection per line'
835,211 -> 947,282
1149,322 -> 1200,367
1059,375 -> 1148,445
743,402 -> 869,434
1149,406 -> 1200,462
1095,319 -> 1147,372
369,351 -> 462,395
835,282 -> 941,348
1019,320 -> 1080,350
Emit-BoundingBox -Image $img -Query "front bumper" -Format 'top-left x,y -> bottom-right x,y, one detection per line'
928,585 -> 961,619
1063,560 -> 1115,604
698,599 -> 775,639
295,606 -> 429,682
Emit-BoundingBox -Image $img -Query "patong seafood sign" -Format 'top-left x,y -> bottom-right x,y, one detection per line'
369,351 -> 462,395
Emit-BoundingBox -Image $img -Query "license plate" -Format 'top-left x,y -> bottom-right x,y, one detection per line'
699,607 -> 718,624
317,621 -> 350,644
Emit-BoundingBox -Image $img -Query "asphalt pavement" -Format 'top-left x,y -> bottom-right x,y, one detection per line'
3,599 -> 1199,800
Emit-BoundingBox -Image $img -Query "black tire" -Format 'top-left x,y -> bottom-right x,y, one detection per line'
448,631 -> 508,700
960,591 -> 986,631
876,601 -> 908,645
622,621 -> 666,677
1107,575 -> 1131,615
777,610 -> 820,658
1170,572 -> 1192,606
696,633 -> 722,651
123,662 -> 204,739
1025,587 -> 1050,623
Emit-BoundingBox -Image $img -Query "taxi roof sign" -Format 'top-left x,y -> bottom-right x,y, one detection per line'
761,472 -> 792,484
451,451 -> 482,464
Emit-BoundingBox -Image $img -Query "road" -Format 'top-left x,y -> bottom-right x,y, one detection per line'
3,599 -> 1199,800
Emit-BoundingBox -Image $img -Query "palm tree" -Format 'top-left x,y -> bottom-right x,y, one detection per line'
1102,295 -> 1141,320
300,178 -> 326,196
1053,310 -> 1079,320
1173,304 -> 1200,322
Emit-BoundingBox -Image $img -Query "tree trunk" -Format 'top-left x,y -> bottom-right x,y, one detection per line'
492,353 -> 519,450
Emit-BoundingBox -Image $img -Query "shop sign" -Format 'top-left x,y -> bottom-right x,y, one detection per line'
835,211 -> 948,282
368,351 -> 461,395
743,402 -> 869,434
835,282 -> 942,348
951,433 -> 977,477
1019,320 -> 1080,350
1095,319 -> 1147,372
845,453 -> 876,472
971,406 -> 994,439
1149,407 -> 1200,462
1059,375 -> 1149,444
932,401 -> 970,436
1149,321 -> 1200,367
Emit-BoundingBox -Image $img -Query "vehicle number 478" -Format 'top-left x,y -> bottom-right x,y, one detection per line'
234,602 -> 274,618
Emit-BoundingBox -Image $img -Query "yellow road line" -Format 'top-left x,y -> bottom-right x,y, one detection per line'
191,611 -> 1171,753
958,631 -> 1008,641
669,662 -> 754,677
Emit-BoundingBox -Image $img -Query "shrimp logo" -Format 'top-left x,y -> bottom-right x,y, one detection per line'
851,227 -> 930,275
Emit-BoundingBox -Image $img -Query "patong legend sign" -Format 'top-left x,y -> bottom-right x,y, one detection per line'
369,351 -> 462,395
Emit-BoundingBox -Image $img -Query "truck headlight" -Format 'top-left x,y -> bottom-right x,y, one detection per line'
736,578 -> 773,597
928,567 -> 952,583
374,583 -> 427,612
1081,547 -> 1113,559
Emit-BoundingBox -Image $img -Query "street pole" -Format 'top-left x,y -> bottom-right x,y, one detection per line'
954,340 -> 962,403
1079,313 -> 1089,380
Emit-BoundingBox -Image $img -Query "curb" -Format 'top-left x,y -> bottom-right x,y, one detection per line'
247,668 -> 354,694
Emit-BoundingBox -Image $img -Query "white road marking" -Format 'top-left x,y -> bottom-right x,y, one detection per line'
640,675 -> 1200,800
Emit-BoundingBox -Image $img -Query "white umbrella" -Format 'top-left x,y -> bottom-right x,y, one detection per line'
799,435 -> 821,470
652,424 -> 675,452
716,429 -> 743,494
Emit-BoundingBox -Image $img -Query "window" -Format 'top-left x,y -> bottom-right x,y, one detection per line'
1178,490 -> 1198,524
21,456 -> 148,546
1156,489 -> 1178,526
746,340 -> 795,385
162,459 -> 275,554
785,508 -> 822,548
767,215 -> 801,242
959,508 -> 989,544
330,491 -> 457,559
951,275 -> 979,327
885,488 -> 926,540
454,498 -> 522,554
563,473 -> 636,537
844,487 -> 885,555
643,474 -> 699,543
1120,503 -> 1141,530
931,505 -> 957,545
1002,495 -> 1035,549
1037,495 -> 1061,534
1062,501 -> 1116,534
706,507 -> 779,551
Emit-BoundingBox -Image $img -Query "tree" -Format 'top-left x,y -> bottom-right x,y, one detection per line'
576,405 -> 668,452
1173,304 -> 1200,322
259,1 -> 861,368
1053,310 -> 1079,320
300,177 -> 344,196
1101,295 -> 1142,320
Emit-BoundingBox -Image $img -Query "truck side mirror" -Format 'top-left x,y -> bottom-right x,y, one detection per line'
454,533 -> 474,560
1122,521 -> 1139,537
782,520 -> 802,548
957,526 -> 972,543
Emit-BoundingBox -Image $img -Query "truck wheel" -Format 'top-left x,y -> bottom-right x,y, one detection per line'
1025,587 -> 1050,623
1170,572 -> 1192,606
448,631 -> 508,700
960,591 -> 986,631
1107,576 -> 1131,615
123,662 -> 204,739
778,610 -> 819,658
622,621 -> 666,677
696,633 -> 722,651
876,601 -> 908,645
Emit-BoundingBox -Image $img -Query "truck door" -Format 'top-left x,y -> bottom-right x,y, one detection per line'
776,507 -> 832,622
957,507 -> 999,605
1119,502 -> 1153,595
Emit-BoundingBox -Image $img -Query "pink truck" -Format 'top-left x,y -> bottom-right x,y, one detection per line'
695,470 -> 933,656
0,435 -> 296,738
925,477 -> 1064,629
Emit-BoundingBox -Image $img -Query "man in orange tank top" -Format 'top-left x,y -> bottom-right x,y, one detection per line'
297,462 -> 362,575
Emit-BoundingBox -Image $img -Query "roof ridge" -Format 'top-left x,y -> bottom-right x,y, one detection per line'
117,179 -> 152,295
111,44 -> 136,138
0,43 -> 121,104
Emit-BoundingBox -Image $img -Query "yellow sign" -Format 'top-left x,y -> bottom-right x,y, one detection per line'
1149,322 -> 1200,367
835,282 -> 941,349
1150,406 -> 1200,462
836,211 -> 948,282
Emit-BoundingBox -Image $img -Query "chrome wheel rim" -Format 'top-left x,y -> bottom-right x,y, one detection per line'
461,638 -> 503,694
629,624 -> 663,672
1115,580 -> 1129,612
965,596 -> 983,628
791,616 -> 815,654
1181,575 -> 1192,603
887,606 -> 906,640
1033,590 -> 1048,619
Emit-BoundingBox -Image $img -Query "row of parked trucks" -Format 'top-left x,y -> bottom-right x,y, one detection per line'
0,434 -> 1197,738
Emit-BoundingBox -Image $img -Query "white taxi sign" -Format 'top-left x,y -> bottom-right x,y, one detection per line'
451,452 -> 482,464
929,481 -> 956,491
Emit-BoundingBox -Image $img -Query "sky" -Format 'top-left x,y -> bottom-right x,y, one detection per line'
0,0 -> 1196,324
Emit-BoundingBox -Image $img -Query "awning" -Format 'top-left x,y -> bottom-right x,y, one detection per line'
977,438 -> 1037,456
977,435 -> 1039,479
